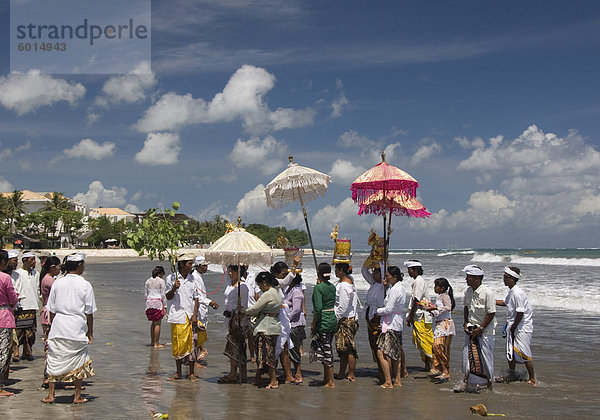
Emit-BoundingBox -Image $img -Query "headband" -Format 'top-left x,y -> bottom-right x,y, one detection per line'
504,266 -> 521,279
66,253 -> 86,262
463,265 -> 484,276
404,260 -> 422,268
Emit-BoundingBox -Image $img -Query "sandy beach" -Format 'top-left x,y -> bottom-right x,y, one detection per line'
2,253 -> 599,419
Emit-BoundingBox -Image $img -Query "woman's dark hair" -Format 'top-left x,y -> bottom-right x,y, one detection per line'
434,277 -> 455,310
152,266 -> 165,278
387,265 -> 404,282
407,260 -> 423,275
317,262 -> 331,280
0,250 -> 8,265
228,264 -> 248,278
39,256 -> 61,295
270,261 -> 289,277
255,271 -> 279,287
335,262 -> 350,276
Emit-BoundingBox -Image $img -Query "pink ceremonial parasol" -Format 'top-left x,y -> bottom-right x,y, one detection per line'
351,152 -> 427,268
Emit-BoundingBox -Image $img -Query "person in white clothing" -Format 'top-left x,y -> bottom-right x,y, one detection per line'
145,266 -> 166,348
405,259 -> 434,373
334,263 -> 359,382
191,256 -> 218,365
362,261 -> 385,375
165,253 -> 200,382
15,251 -> 40,361
495,266 -> 536,386
42,253 -> 95,404
376,266 -> 406,389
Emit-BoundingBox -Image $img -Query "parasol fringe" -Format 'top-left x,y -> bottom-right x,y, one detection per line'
265,176 -> 330,209
358,205 -> 431,218
351,185 -> 418,203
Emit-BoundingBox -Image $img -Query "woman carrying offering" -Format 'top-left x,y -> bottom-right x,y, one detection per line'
241,272 -> 282,389
334,262 -> 359,382
310,262 -> 337,387
376,266 -> 406,389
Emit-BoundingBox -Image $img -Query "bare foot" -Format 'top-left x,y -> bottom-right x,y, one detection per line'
187,374 -> 199,382
284,377 -> 296,384
1,390 -> 15,397
323,382 -> 335,388
380,384 -> 393,389
393,380 -> 403,387
153,344 -> 165,348
528,379 -> 538,387
194,362 -> 207,369
167,374 -> 182,381
401,370 -> 408,378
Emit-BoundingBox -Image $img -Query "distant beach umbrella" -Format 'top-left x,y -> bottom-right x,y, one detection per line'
351,152 -> 426,268
264,155 -> 331,269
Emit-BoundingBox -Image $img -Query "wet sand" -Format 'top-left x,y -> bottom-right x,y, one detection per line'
3,259 -> 599,419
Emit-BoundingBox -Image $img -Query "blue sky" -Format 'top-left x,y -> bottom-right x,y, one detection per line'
1,0 -> 600,249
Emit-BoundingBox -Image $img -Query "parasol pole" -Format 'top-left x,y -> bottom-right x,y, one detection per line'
297,187 -> 319,271
383,188 -> 387,270
237,260 -> 243,385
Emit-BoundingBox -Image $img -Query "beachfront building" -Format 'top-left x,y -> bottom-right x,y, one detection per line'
1,190 -> 51,213
88,207 -> 135,223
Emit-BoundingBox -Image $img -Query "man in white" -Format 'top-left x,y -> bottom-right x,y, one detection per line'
191,256 -> 218,363
405,260 -> 434,373
457,265 -> 496,392
15,251 -> 40,361
165,253 -> 200,381
43,253 -> 95,404
495,266 -> 536,386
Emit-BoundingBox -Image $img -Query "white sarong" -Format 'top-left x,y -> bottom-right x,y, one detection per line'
462,334 -> 494,386
507,330 -> 532,363
276,306 -> 294,358
46,337 -> 94,382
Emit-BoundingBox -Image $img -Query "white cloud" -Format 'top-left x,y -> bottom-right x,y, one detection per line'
230,184 -> 271,222
134,64 -> 315,134
0,175 -> 13,191
63,139 -> 115,160
331,79 -> 349,118
0,70 -> 85,115
312,197 -> 375,234
195,201 -> 225,222
338,130 -> 373,148
95,61 -> 157,108
572,193 -> 600,217
328,159 -> 366,184
125,204 -> 141,213
411,140 -> 441,165
229,135 -> 287,175
73,181 -> 128,208
135,132 -> 181,165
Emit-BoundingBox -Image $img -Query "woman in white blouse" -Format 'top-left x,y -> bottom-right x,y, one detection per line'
334,263 -> 359,382
145,266 -> 166,348
376,266 -> 406,389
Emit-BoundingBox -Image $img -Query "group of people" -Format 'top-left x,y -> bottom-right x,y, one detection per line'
146,251 -> 537,391
0,249 -> 96,403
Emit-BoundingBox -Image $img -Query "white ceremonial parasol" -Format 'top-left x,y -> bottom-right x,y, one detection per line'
264,155 -> 331,269
204,221 -> 273,384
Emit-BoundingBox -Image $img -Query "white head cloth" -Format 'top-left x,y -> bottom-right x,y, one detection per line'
463,265 -> 484,276
7,250 -> 19,259
21,251 -> 35,258
194,256 -> 207,266
504,266 -> 521,279
404,260 -> 422,268
66,253 -> 86,262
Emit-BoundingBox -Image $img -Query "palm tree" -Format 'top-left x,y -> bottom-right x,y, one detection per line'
42,191 -> 71,212
6,190 -> 25,235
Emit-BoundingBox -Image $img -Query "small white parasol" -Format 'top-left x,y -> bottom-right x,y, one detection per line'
264,155 -> 331,268
204,224 -> 274,267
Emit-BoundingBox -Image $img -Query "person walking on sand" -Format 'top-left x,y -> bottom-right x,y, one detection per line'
15,251 -> 40,361
4,251 -> 21,363
455,265 -> 496,393
362,260 -> 385,378
242,271 -> 282,389
495,266 -> 536,386
334,262 -> 359,382
39,256 -> 61,388
405,260 -> 435,374
309,262 -> 337,387
42,253 -> 96,404
145,266 -> 167,348
0,250 -> 18,397
376,266 -> 406,389
191,256 -> 219,365
165,253 -> 200,382
422,277 -> 456,383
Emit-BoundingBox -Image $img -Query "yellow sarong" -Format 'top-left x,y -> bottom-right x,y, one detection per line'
412,319 -> 433,361
171,317 -> 193,360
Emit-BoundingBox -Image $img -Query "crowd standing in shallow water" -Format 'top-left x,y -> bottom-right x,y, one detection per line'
0,246 -> 538,404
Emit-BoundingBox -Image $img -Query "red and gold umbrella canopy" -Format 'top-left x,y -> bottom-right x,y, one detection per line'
358,190 -> 431,218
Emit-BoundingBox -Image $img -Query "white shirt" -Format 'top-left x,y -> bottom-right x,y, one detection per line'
503,285 -> 533,334
376,281 -> 406,332
192,270 -> 213,323
47,274 -> 96,342
464,283 -> 497,335
335,281 -> 358,320
16,268 -> 40,310
362,265 -> 385,320
165,272 -> 198,324
408,275 -> 432,323
244,272 -> 261,306
224,282 -> 249,312
10,271 -> 22,301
